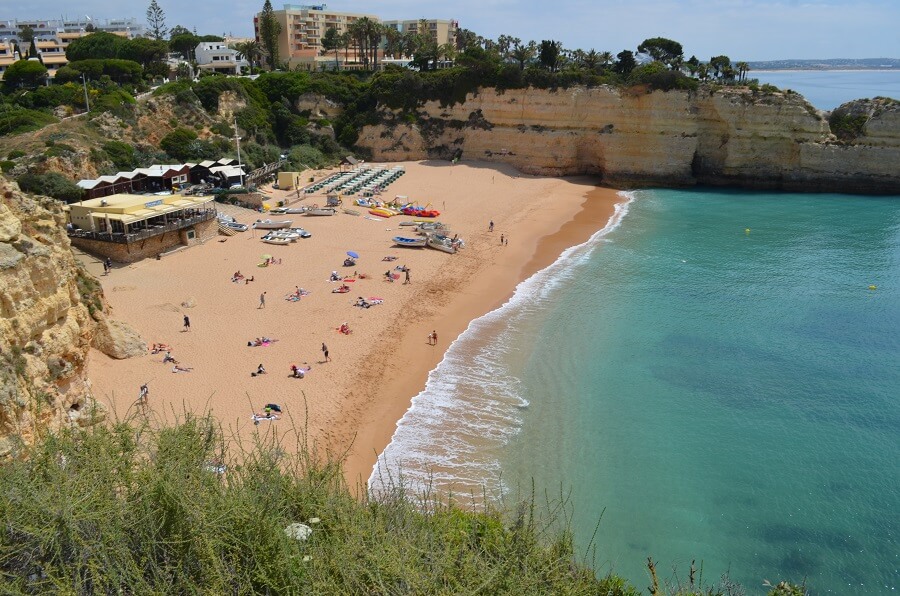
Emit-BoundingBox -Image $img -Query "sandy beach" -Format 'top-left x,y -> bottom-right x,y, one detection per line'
83,160 -> 622,493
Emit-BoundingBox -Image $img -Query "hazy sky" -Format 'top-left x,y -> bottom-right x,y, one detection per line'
10,0 -> 900,61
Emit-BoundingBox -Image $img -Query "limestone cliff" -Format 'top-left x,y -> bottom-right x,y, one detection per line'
0,177 -> 145,458
357,86 -> 900,194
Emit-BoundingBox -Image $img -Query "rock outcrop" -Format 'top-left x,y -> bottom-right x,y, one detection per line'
357,86 -> 900,194
0,177 -> 145,458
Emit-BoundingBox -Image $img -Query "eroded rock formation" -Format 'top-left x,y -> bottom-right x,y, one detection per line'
357,86 -> 900,194
0,177 -> 145,458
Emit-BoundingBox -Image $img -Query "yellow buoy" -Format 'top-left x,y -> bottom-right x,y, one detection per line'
869,285 -> 877,290
745,228 -> 751,234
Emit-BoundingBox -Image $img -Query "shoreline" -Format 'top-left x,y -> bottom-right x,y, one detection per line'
339,185 -> 623,492
81,161 -> 623,497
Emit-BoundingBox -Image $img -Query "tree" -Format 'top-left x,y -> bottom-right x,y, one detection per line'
636,37 -> 683,69
170,33 -> 199,60
234,40 -> 263,70
736,61 -> 750,82
84,23 -> 95,33
66,32 -> 124,61
383,26 -> 402,58
454,28 -> 478,52
510,40 -> 536,71
709,55 -> 731,79
19,25 -> 35,43
321,27 -> 341,70
119,37 -> 168,67
169,25 -> 191,38
2,60 -> 48,90
685,55 -> 700,77
613,50 -> 636,76
258,0 -> 281,69
174,62 -> 192,80
146,0 -> 168,41
538,40 -> 563,72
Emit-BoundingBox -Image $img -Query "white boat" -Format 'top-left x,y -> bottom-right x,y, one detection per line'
267,231 -> 299,241
392,236 -> 427,248
426,234 -> 456,254
252,219 -> 293,229
261,235 -> 291,245
305,207 -> 338,216
220,220 -> 248,232
270,207 -> 309,214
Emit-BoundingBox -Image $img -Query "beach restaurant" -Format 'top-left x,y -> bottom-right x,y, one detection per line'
66,193 -> 218,263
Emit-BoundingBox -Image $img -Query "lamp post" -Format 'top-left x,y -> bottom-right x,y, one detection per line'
81,72 -> 90,112
234,117 -> 244,188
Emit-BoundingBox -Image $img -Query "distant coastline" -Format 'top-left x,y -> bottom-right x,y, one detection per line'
747,57 -> 899,71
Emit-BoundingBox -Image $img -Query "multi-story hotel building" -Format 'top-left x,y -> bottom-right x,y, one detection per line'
254,4 -> 378,70
254,5 -> 457,70
381,19 -> 458,51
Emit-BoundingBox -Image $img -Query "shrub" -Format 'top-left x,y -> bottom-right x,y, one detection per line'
1,60 -> 49,90
102,140 -> 137,169
829,109 -> 868,141
0,105 -> 58,137
160,127 -> 199,161
0,161 -> 15,173
210,121 -> 234,137
43,143 -> 77,158
16,171 -> 84,203
7,150 -> 25,159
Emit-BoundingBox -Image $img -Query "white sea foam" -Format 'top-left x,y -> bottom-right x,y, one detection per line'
369,192 -> 636,499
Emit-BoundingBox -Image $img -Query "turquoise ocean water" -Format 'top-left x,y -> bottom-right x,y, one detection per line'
750,70 -> 900,110
370,70 -> 899,593
371,190 -> 900,593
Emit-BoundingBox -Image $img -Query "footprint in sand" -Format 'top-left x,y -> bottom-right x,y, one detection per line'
150,303 -> 182,313
111,285 -> 136,292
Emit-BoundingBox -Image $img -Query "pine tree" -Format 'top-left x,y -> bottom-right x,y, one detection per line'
146,0 -> 168,41
259,0 -> 281,69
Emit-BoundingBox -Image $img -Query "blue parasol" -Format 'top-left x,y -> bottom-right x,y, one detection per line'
346,251 -> 359,259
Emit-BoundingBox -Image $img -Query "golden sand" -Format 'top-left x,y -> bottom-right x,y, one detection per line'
83,161 -> 622,493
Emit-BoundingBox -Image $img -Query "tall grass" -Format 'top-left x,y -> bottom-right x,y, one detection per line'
0,414 -> 636,594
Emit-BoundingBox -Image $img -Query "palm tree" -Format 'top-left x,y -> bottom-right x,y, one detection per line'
234,40 -> 263,71
438,42 -> 456,67
367,21 -> 383,70
582,49 -> 600,72
736,61 -> 750,82
510,40 -> 536,71
384,26 -> 401,58
598,51 -> 614,71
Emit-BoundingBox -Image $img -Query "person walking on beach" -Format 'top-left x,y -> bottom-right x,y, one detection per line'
102,260 -> 109,275
258,292 -> 266,309
404,268 -> 411,284
489,220 -> 494,232
138,383 -> 149,405
504,236 -> 508,246
321,342 -> 330,362
500,234 -> 504,245
183,315 -> 191,331
105,257 -> 112,273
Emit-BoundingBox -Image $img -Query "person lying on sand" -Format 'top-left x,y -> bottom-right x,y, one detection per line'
332,284 -> 351,294
150,343 -> 172,354
354,297 -> 371,308
172,364 -> 193,373
338,322 -> 352,335
330,271 -> 341,281
290,364 -> 312,378
382,256 -> 397,262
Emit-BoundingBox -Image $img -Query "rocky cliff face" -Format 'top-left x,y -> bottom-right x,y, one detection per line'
357,86 -> 900,194
0,177 -> 145,458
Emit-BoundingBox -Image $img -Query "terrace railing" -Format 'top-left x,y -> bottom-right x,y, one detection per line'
67,211 -> 216,244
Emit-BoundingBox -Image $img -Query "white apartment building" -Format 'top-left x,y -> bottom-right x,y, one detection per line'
194,41 -> 249,75
0,17 -> 144,44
